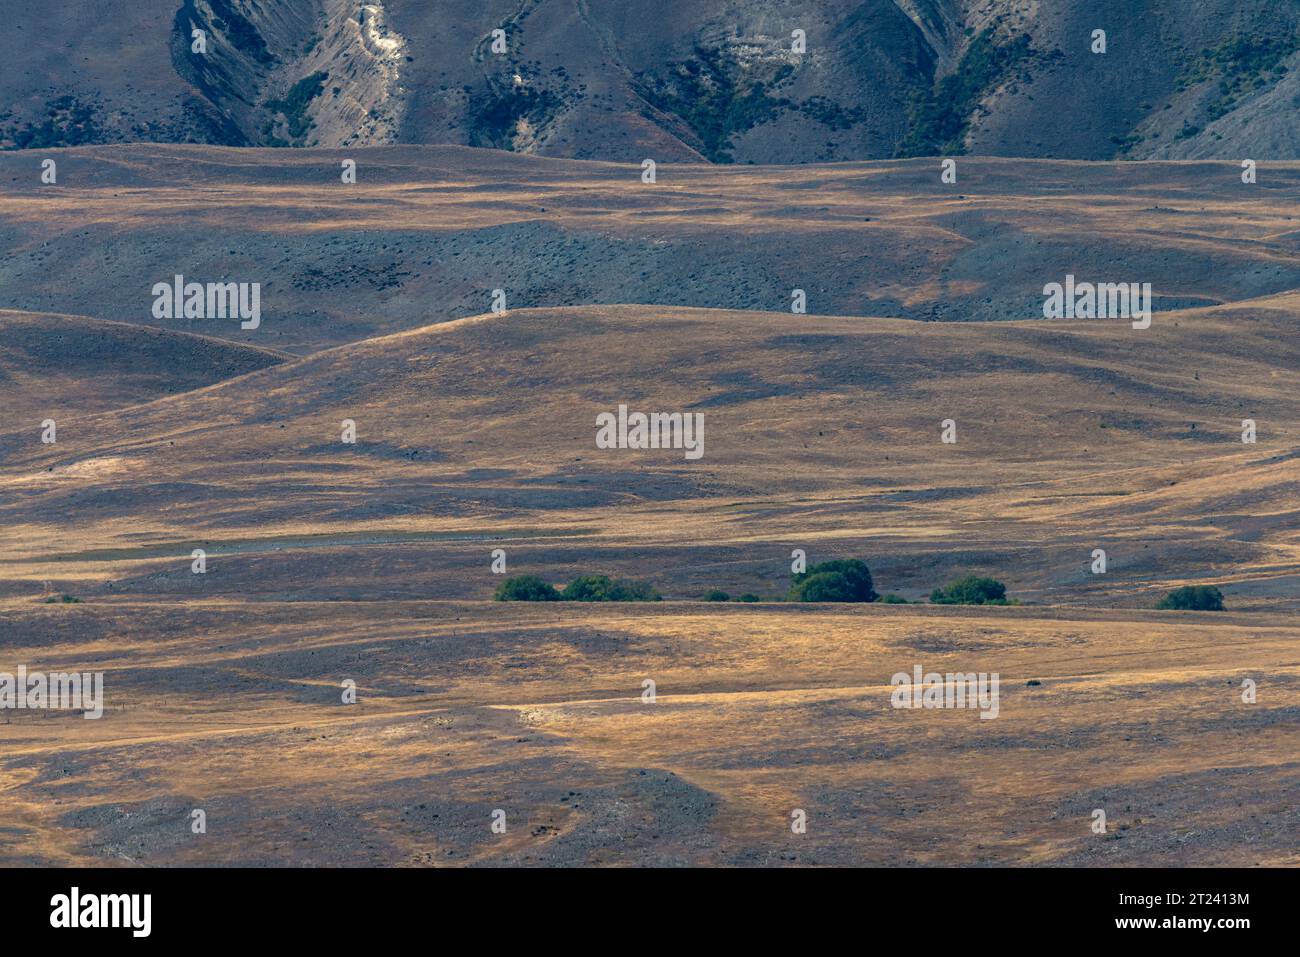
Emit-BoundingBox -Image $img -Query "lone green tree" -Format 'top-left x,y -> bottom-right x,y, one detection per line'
493,575 -> 561,601
930,575 -> 1008,605
788,559 -> 878,603
1157,585 -> 1224,611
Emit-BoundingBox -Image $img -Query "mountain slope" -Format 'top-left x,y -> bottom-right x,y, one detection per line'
5,1 -> 1300,162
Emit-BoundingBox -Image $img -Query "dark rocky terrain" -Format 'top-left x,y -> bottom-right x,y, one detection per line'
6,1 -> 1300,163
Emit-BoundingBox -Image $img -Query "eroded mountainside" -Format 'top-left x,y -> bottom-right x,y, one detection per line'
4,1 -> 1300,161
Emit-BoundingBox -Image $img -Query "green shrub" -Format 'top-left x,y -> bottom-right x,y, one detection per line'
790,572 -> 854,601
930,576 -> 1008,605
702,589 -> 731,602
788,559 -> 877,603
563,574 -> 660,602
737,593 -> 760,603
1156,585 -> 1224,611
879,593 -> 910,604
561,574 -> 616,598
562,574 -> 617,601
607,579 -> 662,602
493,575 -> 561,602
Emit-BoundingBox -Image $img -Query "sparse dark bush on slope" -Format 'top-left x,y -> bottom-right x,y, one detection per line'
266,71 -> 328,142
702,589 -> 731,602
897,29 -> 1034,157
1157,585 -> 1224,611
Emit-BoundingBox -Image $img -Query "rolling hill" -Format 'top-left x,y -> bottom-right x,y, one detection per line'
0,308 -> 287,422
1,128 -> 1297,866
3,146 -> 1300,352
2,597 -> 1295,866
0,297 -> 1295,611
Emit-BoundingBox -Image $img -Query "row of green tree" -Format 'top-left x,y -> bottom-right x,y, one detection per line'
494,560 -> 1226,610
494,574 -> 660,602
784,563 -> 1224,609
786,560 -> 1014,605
493,561 -> 1009,605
